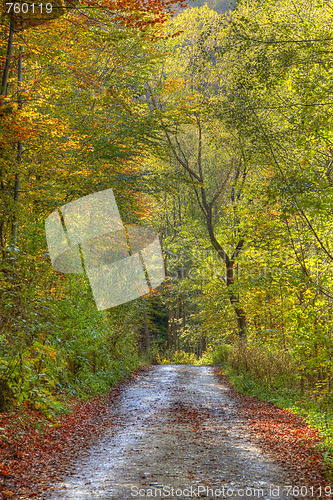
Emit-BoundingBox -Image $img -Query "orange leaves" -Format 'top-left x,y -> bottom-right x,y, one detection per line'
74,0 -> 186,30
215,371 -> 330,494
161,77 -> 186,92
0,367 -> 148,498
0,464 -> 10,477
0,107 -> 36,150
0,490 -> 15,499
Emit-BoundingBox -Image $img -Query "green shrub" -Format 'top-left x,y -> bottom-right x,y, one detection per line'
172,350 -> 198,364
155,350 -> 198,365
199,344 -> 232,365
229,340 -> 297,390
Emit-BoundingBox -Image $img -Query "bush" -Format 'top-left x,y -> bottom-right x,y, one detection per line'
199,344 -> 232,366
229,341 -> 297,390
155,350 -> 198,365
172,350 -> 198,364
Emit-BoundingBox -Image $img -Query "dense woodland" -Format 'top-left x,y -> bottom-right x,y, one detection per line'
1,0 -> 333,455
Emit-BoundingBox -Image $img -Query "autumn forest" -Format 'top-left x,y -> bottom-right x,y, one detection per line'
1,0 -> 333,495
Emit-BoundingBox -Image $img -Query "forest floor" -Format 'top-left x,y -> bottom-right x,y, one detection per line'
0,365 -> 331,500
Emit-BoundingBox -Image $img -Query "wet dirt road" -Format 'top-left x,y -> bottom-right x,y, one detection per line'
48,365 -> 292,499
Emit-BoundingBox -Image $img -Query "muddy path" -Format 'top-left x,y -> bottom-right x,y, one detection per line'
45,365 -> 298,499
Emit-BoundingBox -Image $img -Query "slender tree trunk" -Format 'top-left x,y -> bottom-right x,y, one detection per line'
10,170 -> 21,248
172,305 -> 176,350
181,294 -> 186,329
175,299 -> 180,350
10,43 -> 23,248
167,306 -> 173,350
143,304 -> 150,352
0,220 -> 5,258
1,20 -> 14,97
226,261 -> 246,337
202,335 -> 206,354
0,20 -> 14,256
164,245 -> 173,350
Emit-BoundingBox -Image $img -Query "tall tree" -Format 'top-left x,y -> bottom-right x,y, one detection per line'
146,5 -> 250,336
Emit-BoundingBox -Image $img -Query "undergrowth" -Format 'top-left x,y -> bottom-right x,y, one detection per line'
206,341 -> 333,475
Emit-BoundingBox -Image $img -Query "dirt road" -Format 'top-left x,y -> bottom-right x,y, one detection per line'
45,365 -> 297,499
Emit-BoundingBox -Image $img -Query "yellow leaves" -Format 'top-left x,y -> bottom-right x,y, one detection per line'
162,77 -> 186,91
0,108 -> 37,148
77,168 -> 91,177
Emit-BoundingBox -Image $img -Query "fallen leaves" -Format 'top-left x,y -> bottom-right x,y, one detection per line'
0,366 -> 150,499
215,371 -> 331,494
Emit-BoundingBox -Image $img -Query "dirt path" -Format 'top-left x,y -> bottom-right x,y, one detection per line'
46,365 -> 296,499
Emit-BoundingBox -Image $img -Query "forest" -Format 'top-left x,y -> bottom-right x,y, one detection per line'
1,0 -> 333,494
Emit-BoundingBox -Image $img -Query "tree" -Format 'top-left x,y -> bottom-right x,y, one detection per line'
146,5 -> 250,336
0,0 -> 185,409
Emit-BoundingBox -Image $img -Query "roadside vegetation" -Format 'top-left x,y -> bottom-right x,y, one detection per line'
158,343 -> 333,475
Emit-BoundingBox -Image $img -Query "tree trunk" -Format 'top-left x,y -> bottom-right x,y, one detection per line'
1,20 -> 14,97
10,43 -> 23,248
143,304 -> 150,352
206,214 -> 247,338
226,261 -> 247,337
167,305 -> 173,350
